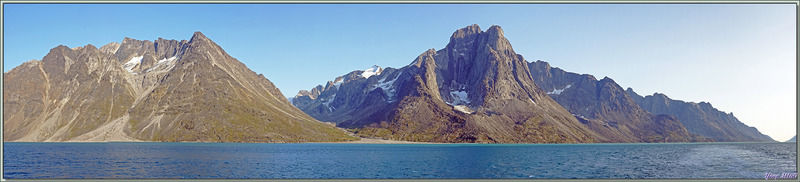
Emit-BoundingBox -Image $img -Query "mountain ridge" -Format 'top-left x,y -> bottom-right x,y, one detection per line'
3,32 -> 357,142
295,25 -> 609,143
294,24 -> 768,143
625,88 -> 774,142
527,60 -> 707,143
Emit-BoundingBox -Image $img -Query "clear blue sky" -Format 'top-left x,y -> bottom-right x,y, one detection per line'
3,4 -> 796,141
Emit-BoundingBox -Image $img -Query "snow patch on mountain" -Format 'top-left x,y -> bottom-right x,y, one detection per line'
322,94 -> 336,112
123,56 -> 143,73
446,90 -> 470,105
333,77 -> 344,89
370,72 -> 401,102
361,65 -> 382,78
547,84 -> 572,95
158,56 -> 177,64
145,56 -> 178,72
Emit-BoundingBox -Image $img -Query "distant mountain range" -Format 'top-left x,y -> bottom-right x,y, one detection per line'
3,32 -> 356,142
527,61 -> 707,142
4,25 -> 774,143
294,24 -> 774,143
528,60 -> 771,142
625,89 -> 773,142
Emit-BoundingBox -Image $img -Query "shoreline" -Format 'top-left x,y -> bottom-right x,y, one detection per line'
327,137 -> 436,144
2,140 -> 788,144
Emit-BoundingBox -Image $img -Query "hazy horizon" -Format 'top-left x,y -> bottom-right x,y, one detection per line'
3,4 -> 796,141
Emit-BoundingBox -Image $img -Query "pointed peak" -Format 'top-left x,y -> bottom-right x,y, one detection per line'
451,24 -> 483,40
600,76 -> 613,81
188,31 -> 218,48
296,90 -> 311,97
52,45 -> 72,52
84,44 -> 97,50
191,31 -> 208,41
193,31 -> 206,37
486,25 -> 504,38
99,42 -> 121,54
411,49 -> 437,67
122,37 -> 138,43
41,45 -> 76,63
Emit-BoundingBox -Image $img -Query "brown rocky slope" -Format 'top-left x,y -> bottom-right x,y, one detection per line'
3,32 -> 357,142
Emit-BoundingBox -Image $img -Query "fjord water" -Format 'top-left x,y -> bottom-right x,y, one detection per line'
3,142 -> 796,179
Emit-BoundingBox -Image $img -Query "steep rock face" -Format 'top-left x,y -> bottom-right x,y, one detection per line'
528,61 -> 706,142
295,25 -> 600,143
4,45 -> 138,141
3,32 -> 356,142
626,88 -> 774,142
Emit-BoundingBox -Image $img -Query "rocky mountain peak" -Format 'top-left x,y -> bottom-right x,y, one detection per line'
189,31 -> 210,44
294,24 -> 600,143
119,37 -> 151,47
185,31 -> 229,59
122,37 -> 134,43
99,42 -> 121,54
42,45 -> 75,63
485,25 -> 504,38
411,49 -> 437,67
599,76 -> 615,83
450,24 -> 482,40
83,44 -> 98,50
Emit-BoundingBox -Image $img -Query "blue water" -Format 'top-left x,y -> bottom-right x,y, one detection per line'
3,142 -> 796,179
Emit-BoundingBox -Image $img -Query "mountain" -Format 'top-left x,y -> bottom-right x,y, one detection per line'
787,136 -> 796,142
295,24 -> 615,143
625,89 -> 773,142
528,61 -> 707,142
3,32 -> 357,142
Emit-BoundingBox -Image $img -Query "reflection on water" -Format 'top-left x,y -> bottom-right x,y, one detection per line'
3,142 -> 796,179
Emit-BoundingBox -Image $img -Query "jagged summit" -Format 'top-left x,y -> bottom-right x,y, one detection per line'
189,31 -> 211,44
450,24 -> 482,39
99,42 -> 121,54
485,25 -> 504,37
3,32 -> 356,142
294,24 -> 599,143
